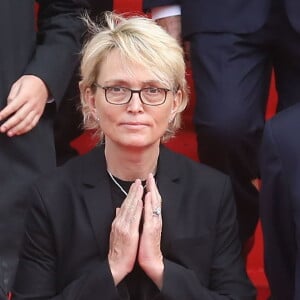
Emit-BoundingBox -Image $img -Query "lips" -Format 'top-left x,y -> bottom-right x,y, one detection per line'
119,122 -> 149,132
121,122 -> 148,127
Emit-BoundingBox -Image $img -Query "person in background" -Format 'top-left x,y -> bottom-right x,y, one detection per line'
143,0 -> 300,255
260,103 -> 300,300
54,0 -> 114,165
0,1 -> 84,298
12,12 -> 255,299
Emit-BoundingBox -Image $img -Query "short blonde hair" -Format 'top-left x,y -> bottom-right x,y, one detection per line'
80,12 -> 189,142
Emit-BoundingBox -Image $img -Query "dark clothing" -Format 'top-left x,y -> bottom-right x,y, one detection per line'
144,0 -> 300,36
0,1 -> 83,296
54,0 -> 114,165
12,146 -> 255,299
260,103 -> 300,300
143,0 -> 300,244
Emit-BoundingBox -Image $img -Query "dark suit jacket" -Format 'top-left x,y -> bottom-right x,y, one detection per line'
143,0 -> 300,36
0,0 -> 84,110
12,146 -> 255,299
73,0 -> 113,20
260,103 -> 300,300
0,0 -> 84,295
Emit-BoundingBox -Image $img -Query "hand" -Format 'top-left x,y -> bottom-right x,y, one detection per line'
108,179 -> 144,285
138,173 -> 164,290
0,75 -> 49,137
156,16 -> 190,66
156,15 -> 182,45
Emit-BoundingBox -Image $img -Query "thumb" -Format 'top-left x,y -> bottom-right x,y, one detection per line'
7,79 -> 22,103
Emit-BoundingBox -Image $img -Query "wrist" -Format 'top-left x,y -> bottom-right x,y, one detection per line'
108,261 -> 127,286
142,259 -> 164,290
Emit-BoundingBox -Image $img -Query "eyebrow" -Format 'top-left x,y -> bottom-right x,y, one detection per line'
102,79 -> 163,87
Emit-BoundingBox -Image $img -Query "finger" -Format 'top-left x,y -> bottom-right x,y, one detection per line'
0,98 -> 24,126
7,80 -> 21,101
143,192 -> 153,224
118,180 -> 143,225
7,111 -> 40,136
0,81 -> 24,122
1,102 -> 35,135
118,180 -> 140,216
124,181 -> 144,225
146,173 -> 162,207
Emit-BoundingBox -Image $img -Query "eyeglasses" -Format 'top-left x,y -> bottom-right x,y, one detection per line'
93,83 -> 171,106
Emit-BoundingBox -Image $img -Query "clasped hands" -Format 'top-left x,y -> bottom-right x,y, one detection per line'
108,173 -> 164,290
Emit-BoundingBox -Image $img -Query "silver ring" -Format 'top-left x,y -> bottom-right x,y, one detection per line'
152,207 -> 161,217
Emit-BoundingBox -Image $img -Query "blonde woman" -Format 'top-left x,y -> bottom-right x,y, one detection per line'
12,12 -> 255,299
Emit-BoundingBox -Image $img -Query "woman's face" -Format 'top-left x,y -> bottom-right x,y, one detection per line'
85,49 -> 182,150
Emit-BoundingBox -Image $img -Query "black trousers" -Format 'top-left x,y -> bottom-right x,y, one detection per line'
190,4 -> 300,243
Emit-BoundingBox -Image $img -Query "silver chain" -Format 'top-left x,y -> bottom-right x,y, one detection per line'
107,171 -> 128,196
107,170 -> 149,197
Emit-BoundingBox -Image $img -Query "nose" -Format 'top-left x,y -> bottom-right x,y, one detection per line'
127,91 -> 143,112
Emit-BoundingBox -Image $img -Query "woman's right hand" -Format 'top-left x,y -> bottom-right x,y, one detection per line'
108,179 -> 143,285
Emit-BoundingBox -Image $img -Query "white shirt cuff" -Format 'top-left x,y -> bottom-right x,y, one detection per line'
47,97 -> 55,104
151,5 -> 181,20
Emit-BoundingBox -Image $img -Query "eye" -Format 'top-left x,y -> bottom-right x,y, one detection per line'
107,86 -> 128,93
144,87 -> 163,95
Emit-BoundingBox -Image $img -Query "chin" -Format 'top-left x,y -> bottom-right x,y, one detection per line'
119,137 -> 155,149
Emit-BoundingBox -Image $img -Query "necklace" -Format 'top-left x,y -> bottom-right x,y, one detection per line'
107,171 -> 148,197
108,171 -> 128,196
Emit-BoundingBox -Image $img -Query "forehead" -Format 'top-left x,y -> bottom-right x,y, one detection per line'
97,49 -> 164,84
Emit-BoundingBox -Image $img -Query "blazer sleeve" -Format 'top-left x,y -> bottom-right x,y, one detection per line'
24,0 -> 84,107
143,0 -> 180,11
12,185 -> 123,300
157,177 -> 256,299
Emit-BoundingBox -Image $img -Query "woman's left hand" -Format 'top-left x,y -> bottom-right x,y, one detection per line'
138,173 -> 164,290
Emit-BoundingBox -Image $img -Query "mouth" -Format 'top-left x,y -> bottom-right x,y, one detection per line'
120,122 -> 149,129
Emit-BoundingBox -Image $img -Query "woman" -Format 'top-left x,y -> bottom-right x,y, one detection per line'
12,12 -> 255,299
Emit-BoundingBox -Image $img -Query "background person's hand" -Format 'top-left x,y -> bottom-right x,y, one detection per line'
138,173 -> 164,289
156,15 -> 182,45
0,75 -> 49,137
108,179 -> 143,285
156,16 -> 191,67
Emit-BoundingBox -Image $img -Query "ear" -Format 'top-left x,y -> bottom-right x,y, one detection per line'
170,89 -> 182,121
79,81 -> 97,116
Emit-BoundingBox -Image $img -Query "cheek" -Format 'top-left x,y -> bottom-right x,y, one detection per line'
97,107 -> 119,130
155,109 -> 172,128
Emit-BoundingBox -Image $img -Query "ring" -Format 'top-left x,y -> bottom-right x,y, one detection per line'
152,207 -> 161,217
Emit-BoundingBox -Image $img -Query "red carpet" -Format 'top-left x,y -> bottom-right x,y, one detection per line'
71,1 -> 279,298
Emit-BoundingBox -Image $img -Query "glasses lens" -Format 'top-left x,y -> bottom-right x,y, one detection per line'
141,88 -> 166,105
106,87 -> 130,104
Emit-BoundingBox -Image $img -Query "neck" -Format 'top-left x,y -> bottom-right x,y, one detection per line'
105,142 -> 159,181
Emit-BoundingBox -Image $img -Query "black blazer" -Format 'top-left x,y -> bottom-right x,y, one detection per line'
260,103 -> 300,300
143,0 -> 300,36
12,146 -> 255,299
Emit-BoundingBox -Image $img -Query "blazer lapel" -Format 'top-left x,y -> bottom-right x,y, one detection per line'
81,146 -> 115,256
157,146 -> 183,251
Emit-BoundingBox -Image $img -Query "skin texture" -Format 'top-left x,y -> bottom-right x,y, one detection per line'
0,75 -> 48,137
156,15 -> 191,66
